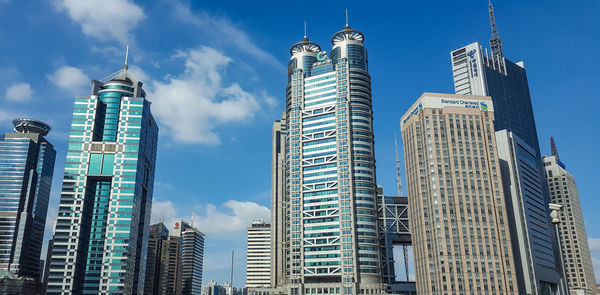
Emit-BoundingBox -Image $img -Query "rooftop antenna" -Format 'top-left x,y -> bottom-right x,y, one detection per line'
123,45 -> 129,70
394,132 -> 403,195
488,1 -> 505,72
551,137 -> 560,161
304,20 -> 307,38
345,8 -> 349,27
230,250 -> 234,290
191,212 -> 194,228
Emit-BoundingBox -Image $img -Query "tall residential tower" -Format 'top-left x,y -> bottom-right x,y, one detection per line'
0,119 -> 56,280
47,62 -> 158,295
401,93 -> 517,294
277,23 -> 384,295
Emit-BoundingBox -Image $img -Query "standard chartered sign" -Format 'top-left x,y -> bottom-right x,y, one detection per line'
401,95 -> 493,127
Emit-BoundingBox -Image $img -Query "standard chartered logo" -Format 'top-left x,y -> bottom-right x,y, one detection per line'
317,51 -> 327,61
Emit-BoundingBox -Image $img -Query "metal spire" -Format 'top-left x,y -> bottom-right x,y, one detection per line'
395,132 -> 403,195
123,45 -> 129,70
345,8 -> 349,27
304,20 -> 307,38
551,137 -> 560,161
488,1 -> 505,73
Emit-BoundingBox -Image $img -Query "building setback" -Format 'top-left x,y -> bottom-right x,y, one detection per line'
246,219 -> 271,288
401,93 -> 517,294
543,141 -> 597,295
46,62 -> 159,294
0,118 -> 56,281
173,219 -> 205,295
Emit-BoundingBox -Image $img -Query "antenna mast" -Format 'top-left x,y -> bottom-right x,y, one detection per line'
345,8 -> 349,26
488,2 -> 505,73
230,250 -> 234,291
395,132 -> 403,195
551,137 -> 560,161
124,45 -> 129,70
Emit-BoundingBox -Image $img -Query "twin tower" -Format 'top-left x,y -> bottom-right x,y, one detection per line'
271,24 -> 386,294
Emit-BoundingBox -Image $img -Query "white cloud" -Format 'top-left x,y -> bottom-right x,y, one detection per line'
149,46 -> 264,144
5,82 -> 33,101
588,238 -> 600,281
170,0 -> 284,71
52,0 -> 145,44
151,200 -> 178,226
47,66 -> 90,94
128,64 -> 150,83
194,200 -> 270,236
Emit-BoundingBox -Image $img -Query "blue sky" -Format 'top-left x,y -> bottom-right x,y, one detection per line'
0,0 -> 598,287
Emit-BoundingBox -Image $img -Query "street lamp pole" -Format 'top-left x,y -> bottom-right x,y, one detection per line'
549,203 -> 569,295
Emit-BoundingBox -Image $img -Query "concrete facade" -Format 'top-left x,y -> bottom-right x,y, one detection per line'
401,93 -> 518,294
246,220 -> 272,288
544,155 -> 597,295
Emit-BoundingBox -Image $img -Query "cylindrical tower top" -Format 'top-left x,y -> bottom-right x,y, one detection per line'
290,37 -> 321,57
13,118 -> 51,136
331,25 -> 364,46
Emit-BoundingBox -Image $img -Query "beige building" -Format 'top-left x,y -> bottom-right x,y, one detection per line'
544,151 -> 597,295
401,92 -> 518,294
246,219 -> 272,288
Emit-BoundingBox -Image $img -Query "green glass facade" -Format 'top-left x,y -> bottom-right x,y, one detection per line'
47,68 -> 158,295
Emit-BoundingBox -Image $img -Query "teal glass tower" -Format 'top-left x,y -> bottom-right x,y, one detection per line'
279,24 -> 384,295
0,119 -> 56,280
46,62 -> 158,295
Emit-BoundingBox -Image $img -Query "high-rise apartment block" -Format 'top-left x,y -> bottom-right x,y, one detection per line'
0,119 -> 56,280
272,23 -> 385,294
495,130 -> 561,294
544,142 -> 597,295
47,63 -> 159,294
246,219 -> 271,288
401,93 -> 517,294
144,223 -> 183,295
173,219 -> 205,295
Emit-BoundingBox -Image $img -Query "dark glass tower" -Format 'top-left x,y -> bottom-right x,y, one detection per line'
47,62 -> 158,295
0,118 -> 56,280
449,3 -> 562,294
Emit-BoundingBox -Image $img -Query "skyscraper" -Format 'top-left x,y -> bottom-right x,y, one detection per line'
246,219 -> 272,288
449,4 -> 562,293
543,141 -> 596,295
173,219 -> 205,295
144,223 -> 177,295
270,113 -> 287,289
46,61 -> 159,295
495,130 -> 560,294
401,93 -> 517,294
0,118 -> 56,280
277,22 -> 384,294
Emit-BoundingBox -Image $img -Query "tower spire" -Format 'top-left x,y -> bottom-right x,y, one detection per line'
551,137 -> 560,161
488,1 -> 504,72
395,132 -> 403,195
345,8 -> 349,27
123,45 -> 129,70
304,20 -> 307,38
